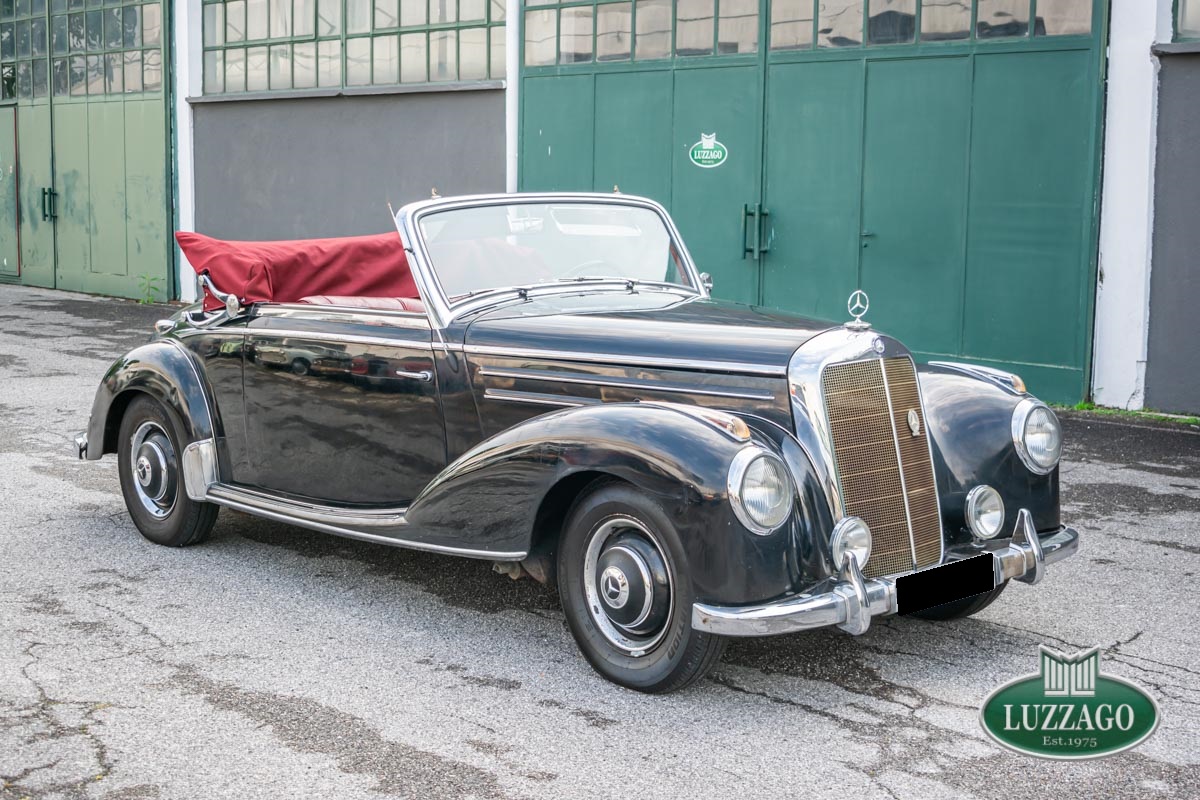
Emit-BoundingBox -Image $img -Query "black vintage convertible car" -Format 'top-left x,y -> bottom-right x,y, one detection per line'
76,193 -> 1078,693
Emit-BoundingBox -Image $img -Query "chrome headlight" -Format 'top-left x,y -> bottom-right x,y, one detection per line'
830,517 -> 872,569
1012,399 -> 1062,474
965,485 -> 1005,540
728,448 -> 794,535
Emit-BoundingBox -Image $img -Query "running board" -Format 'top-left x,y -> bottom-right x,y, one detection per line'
204,484 -> 526,560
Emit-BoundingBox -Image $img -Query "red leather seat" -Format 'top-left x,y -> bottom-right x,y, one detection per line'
299,295 -> 426,313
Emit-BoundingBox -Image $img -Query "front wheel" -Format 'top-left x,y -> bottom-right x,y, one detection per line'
117,395 -> 219,547
557,482 -> 725,693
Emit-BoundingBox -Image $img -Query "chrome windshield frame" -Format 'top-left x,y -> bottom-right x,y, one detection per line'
394,192 -> 708,329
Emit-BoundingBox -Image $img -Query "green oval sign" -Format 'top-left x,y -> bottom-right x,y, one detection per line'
980,647 -> 1160,760
689,133 -> 728,169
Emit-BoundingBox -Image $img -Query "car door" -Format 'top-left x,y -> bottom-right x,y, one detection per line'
241,303 -> 445,506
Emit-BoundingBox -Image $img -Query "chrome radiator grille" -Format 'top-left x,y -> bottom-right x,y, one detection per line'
821,357 -> 942,579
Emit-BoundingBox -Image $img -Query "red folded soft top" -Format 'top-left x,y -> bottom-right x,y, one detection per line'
176,231 -> 419,312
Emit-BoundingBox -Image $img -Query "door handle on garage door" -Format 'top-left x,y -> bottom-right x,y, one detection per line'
743,203 -> 760,260
41,188 -> 58,221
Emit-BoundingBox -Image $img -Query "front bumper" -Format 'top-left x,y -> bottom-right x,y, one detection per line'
692,509 -> 1079,637
74,432 -> 89,459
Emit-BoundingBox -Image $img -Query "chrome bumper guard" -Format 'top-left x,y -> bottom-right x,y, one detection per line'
692,509 -> 1079,638
74,432 -> 88,460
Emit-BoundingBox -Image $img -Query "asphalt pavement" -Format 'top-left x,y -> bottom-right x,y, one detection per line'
1,284 -> 1197,799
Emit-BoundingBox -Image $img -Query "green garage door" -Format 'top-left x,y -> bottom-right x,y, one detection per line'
0,0 -> 171,301
520,0 -> 1107,403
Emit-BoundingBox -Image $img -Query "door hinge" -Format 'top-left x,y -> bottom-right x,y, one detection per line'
41,187 -> 58,221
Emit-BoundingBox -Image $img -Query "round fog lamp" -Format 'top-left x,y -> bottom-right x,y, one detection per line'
830,517 -> 872,570
966,485 -> 1005,540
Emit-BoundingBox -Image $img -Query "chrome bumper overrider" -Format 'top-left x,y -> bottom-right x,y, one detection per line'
692,509 -> 1079,637
74,432 -> 88,460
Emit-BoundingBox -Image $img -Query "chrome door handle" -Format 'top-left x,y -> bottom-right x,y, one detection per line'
395,369 -> 433,382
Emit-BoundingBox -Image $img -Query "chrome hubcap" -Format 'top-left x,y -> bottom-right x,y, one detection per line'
129,421 -> 178,519
584,516 -> 673,656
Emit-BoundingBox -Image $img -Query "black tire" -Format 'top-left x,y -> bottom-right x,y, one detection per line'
290,358 -> 310,376
558,481 -> 726,693
117,394 -> 219,547
912,581 -> 1008,621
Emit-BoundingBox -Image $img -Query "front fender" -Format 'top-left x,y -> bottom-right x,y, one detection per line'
406,403 -> 806,605
85,339 -> 220,461
917,364 -> 1060,540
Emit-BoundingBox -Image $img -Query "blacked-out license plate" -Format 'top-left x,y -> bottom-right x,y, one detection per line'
896,554 -> 997,616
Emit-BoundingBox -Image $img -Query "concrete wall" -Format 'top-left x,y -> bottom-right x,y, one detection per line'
1145,51 -> 1200,414
190,89 -> 505,242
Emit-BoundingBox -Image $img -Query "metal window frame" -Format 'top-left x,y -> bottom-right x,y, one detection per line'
199,0 -> 505,94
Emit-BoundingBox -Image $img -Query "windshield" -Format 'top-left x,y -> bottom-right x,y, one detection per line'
416,202 -> 693,302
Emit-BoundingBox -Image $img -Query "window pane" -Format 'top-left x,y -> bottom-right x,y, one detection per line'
51,57 -> 67,95
430,0 -> 455,24
292,39 -> 315,86
225,45 -> 245,91
400,0 -> 425,26
86,53 -> 102,94
16,59 -> 30,97
121,49 -> 139,91
70,53 -> 85,93
818,0 -> 862,47
489,25 -> 503,76
718,0 -> 757,53
1183,0 -> 1200,38
867,0 -> 914,44
559,5 -> 591,63
596,1 -> 630,61
920,0 -> 968,41
346,0 -> 370,33
676,0 -> 713,55
105,51 -> 122,92
460,25 -> 485,78
1,63 -> 12,99
103,6 -> 120,47
374,0 -> 397,29
203,3 -> 223,46
635,0 -> 670,60
246,0 -> 267,39
226,0 -> 244,42
0,23 -> 9,60
68,11 -> 83,50
32,56 -> 47,97
345,35 -> 369,83
317,0 -> 339,34
316,37 -> 339,84
85,10 -> 100,50
523,7 -> 554,66
400,30 -> 425,81
143,46 -> 160,90
269,41 -> 290,87
270,0 -> 290,37
203,48 -> 223,92
246,43 -> 267,89
460,0 -> 483,22
15,19 -> 27,57
294,0 -> 314,35
52,14 -> 67,53
977,0 -> 1028,38
490,0 -> 504,22
30,15 -> 43,56
771,0 -> 813,50
143,3 -> 160,45
373,32 -> 398,82
430,27 -> 455,80
1037,0 -> 1091,36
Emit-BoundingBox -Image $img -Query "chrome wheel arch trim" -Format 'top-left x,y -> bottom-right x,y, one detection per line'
393,192 -> 708,329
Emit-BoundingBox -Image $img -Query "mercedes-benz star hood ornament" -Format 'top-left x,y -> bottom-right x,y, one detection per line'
846,289 -> 871,331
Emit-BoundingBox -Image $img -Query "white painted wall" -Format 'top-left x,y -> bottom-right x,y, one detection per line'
173,0 -> 203,303
505,0 -> 519,192
1092,0 -> 1175,408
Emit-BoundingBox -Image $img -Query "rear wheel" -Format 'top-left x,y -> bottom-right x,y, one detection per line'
117,395 -> 219,547
557,482 -> 725,693
912,581 -> 1008,621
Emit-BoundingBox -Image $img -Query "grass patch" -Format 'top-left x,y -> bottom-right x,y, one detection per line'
1056,401 -> 1200,428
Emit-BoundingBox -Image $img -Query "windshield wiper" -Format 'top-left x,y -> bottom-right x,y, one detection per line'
554,276 -> 622,283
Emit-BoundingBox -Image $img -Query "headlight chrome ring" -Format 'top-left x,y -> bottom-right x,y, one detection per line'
1011,398 -> 1063,475
728,447 -> 794,535
965,485 -> 1005,540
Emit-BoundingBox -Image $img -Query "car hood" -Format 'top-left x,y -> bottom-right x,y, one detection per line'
462,290 -> 837,374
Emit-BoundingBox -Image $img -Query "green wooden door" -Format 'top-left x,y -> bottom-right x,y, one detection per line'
0,106 -> 17,277
1,0 -> 171,300
518,0 -> 1106,403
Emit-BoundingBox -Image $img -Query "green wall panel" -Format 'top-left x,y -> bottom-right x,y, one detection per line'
122,98 -> 169,299
520,75 -> 595,192
53,103 -> 93,291
16,105 -> 54,289
592,70 -> 673,204
0,108 -> 17,278
762,60 -> 864,321
88,101 -> 130,280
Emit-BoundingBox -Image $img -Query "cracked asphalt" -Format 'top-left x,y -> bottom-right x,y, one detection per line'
1,284 -> 1198,799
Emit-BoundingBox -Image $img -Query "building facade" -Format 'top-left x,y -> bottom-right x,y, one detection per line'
0,0 -> 1195,412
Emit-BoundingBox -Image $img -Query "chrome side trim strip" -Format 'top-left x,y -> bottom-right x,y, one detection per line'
483,388 -> 597,408
204,484 -> 525,560
479,366 -> 776,401
467,345 -> 786,376
878,359 -> 920,566
245,328 -> 435,350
